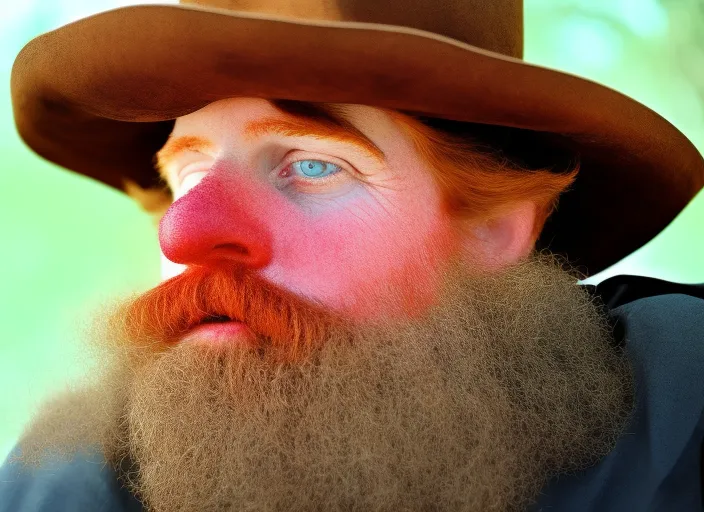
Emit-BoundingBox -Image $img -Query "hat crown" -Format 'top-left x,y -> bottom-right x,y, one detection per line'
181,0 -> 524,58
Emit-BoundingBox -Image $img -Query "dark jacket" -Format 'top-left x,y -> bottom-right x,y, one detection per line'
2,274 -> 703,511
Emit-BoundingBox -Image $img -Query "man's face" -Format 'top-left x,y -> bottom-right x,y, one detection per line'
157,97 -> 459,324
19,98 -> 634,512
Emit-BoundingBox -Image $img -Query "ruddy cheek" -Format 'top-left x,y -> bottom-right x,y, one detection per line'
342,197 -> 454,319
294,210 -> 442,320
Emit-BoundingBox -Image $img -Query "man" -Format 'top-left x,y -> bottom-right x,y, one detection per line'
2,1 -> 703,511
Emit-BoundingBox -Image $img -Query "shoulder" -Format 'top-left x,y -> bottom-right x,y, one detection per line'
592,274 -> 704,398
591,274 -> 704,349
593,275 -> 704,496
592,273 -> 704,311
0,448 -> 142,512
530,275 -> 704,512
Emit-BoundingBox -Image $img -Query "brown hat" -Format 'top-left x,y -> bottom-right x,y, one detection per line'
10,0 -> 704,276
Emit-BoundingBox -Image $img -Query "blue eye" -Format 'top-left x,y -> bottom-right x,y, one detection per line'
291,159 -> 341,179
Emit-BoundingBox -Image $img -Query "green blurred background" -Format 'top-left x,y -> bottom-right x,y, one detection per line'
1,0 -> 702,462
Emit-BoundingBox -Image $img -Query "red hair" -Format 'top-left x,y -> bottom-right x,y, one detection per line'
382,109 -> 579,244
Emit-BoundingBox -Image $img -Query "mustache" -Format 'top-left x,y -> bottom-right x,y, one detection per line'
113,263 -> 348,362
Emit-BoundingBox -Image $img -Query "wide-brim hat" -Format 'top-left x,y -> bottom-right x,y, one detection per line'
10,0 -> 704,276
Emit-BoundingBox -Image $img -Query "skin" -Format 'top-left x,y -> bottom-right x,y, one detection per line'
157,97 -> 538,322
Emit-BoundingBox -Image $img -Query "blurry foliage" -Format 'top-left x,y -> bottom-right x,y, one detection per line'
662,0 -> 704,109
525,0 -> 703,151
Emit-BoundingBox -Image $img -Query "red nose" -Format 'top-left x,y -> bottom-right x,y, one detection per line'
158,171 -> 273,269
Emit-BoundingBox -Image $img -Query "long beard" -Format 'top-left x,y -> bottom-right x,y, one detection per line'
15,253 -> 634,512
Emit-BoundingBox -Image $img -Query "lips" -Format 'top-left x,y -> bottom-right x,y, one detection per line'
180,313 -> 256,345
198,314 -> 236,325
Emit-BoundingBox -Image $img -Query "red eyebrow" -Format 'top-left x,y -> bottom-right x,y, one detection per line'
155,135 -> 215,183
242,117 -> 385,163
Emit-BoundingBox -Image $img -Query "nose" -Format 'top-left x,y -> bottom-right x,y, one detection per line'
158,172 -> 273,269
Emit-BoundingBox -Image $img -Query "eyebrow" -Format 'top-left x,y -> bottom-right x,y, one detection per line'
155,135 -> 215,184
243,116 -> 385,164
154,114 -> 386,183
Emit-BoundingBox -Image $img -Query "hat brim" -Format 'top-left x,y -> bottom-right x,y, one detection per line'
10,3 -> 704,275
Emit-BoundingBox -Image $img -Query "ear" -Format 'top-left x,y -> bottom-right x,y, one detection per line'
459,201 -> 538,271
